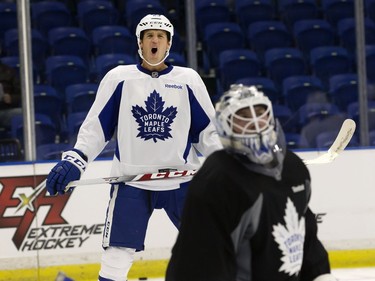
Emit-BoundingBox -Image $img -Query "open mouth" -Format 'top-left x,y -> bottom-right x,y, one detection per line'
151,47 -> 158,54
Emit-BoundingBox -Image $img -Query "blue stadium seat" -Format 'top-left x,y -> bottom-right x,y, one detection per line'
278,0 -> 320,28
77,0 -> 120,34
235,77 -> 281,104
125,0 -> 166,33
166,52 -> 187,67
293,19 -> 335,58
365,44 -> 375,83
234,0 -> 275,32
0,138 -> 23,162
94,53 -> 137,81
347,101 -> 375,132
65,83 -> 98,114
309,46 -> 352,88
366,0 -> 375,22
337,18 -> 375,56
31,1 -> 72,35
298,102 -> 340,128
316,130 -> 358,148
0,2 -> 17,44
218,49 -> 261,91
247,20 -> 292,60
285,132 -> 301,149
283,75 -> 325,111
11,113 -> 58,146
329,73 -> 358,111
298,113 -> 348,148
66,111 -> 87,144
169,31 -> 184,54
195,0 -> 231,40
273,104 -> 297,133
34,84 -> 64,131
321,0 -> 355,26
45,55 -> 89,97
264,47 -> 306,89
48,27 -> 91,63
4,28 -> 49,72
203,22 -> 245,69
92,25 -> 136,57
1,55 -> 41,84
0,56 -> 20,73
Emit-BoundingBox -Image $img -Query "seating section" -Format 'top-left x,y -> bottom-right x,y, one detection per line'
203,22 -> 245,69
2,0 -> 375,157
264,47 -> 306,89
218,48 -> 261,91
77,0 -> 120,34
278,0 -> 320,28
31,1 -> 72,35
195,0 -> 231,41
48,26 -> 91,63
309,46 -> 352,88
92,25 -> 136,57
247,20 -> 292,60
235,0 -> 275,32
293,19 -> 336,59
125,0 -> 166,33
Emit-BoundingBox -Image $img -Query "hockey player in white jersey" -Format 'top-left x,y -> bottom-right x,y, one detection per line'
46,14 -> 222,281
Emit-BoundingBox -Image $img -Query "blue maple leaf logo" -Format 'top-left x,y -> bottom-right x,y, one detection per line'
131,90 -> 178,143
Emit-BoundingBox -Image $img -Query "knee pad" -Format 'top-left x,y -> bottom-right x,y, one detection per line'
99,247 -> 136,281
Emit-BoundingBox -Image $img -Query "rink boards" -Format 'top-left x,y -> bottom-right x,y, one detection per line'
0,148 -> 374,280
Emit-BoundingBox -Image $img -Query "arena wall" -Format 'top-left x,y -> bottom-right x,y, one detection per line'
0,148 -> 374,280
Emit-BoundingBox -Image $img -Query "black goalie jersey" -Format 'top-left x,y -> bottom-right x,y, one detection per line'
166,149 -> 331,281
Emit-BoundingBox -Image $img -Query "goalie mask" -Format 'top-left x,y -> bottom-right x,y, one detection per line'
136,14 -> 174,66
215,84 -> 286,169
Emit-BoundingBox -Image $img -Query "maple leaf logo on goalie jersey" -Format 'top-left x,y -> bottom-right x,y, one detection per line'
272,198 -> 305,276
132,90 -> 178,143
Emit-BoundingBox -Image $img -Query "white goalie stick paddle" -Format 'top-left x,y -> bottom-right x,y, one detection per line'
65,119 -> 355,189
303,118 -> 356,165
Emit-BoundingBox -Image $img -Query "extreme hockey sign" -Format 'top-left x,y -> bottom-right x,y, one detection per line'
0,176 -> 103,251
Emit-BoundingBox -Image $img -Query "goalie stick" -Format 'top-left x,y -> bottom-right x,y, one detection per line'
64,119 -> 355,189
303,118 -> 356,165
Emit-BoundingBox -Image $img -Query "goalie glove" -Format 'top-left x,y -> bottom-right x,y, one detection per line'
46,149 -> 88,196
313,273 -> 338,281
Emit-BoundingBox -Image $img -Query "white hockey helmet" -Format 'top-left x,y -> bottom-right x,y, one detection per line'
136,14 -> 174,66
215,84 -> 279,165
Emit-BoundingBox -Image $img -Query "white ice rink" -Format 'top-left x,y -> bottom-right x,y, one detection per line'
128,267 -> 375,281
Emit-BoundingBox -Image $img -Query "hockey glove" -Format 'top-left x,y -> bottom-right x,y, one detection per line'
46,149 -> 88,196
313,274 -> 338,281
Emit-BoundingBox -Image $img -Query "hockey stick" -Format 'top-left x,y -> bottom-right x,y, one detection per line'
65,169 -> 198,190
65,119 -> 355,189
303,118 -> 356,165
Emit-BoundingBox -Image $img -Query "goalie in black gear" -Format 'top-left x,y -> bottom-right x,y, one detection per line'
165,84 -> 337,281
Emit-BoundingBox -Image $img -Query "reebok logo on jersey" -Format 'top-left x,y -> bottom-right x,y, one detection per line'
165,83 -> 183,90
291,184 -> 305,193
132,90 -> 177,143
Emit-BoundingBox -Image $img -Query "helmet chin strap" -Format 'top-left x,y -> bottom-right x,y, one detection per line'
138,49 -> 170,67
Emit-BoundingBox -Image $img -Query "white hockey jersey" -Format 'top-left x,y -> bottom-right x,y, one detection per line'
74,64 -> 223,190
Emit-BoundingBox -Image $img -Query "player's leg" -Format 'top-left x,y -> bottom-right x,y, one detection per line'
162,181 -> 190,229
99,247 -> 136,281
98,184 -> 153,280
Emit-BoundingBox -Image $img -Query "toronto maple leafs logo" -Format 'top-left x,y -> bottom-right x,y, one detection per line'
132,90 -> 177,143
272,198 -> 305,276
